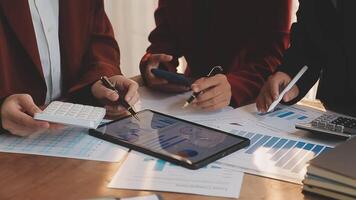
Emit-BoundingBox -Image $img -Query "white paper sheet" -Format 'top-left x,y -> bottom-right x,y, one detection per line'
191,103 -> 342,147
135,87 -> 233,121
108,151 -> 244,198
0,127 -> 128,162
121,194 -> 161,200
182,103 -> 342,184
215,127 -> 333,183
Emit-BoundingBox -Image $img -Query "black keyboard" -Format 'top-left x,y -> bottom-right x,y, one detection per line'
331,117 -> 356,129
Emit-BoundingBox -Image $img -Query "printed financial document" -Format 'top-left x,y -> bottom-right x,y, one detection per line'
184,103 -> 341,184
108,151 -> 244,198
0,127 -> 128,162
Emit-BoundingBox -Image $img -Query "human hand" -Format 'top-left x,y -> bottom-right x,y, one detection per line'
91,75 -> 139,118
1,94 -> 62,136
142,53 -> 190,93
190,74 -> 232,111
256,72 -> 300,113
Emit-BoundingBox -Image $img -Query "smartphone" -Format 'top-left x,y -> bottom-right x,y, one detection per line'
151,68 -> 192,86
89,110 -> 250,169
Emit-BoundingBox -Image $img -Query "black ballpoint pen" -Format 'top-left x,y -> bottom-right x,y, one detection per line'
100,76 -> 140,121
182,66 -> 223,108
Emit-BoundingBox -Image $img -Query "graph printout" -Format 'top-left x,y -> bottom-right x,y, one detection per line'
216,129 -> 333,184
108,151 -> 244,198
0,128 -> 128,162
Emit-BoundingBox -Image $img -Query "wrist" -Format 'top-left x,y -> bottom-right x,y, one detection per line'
139,53 -> 152,86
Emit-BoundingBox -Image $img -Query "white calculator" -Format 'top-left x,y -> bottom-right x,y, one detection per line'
34,101 -> 106,129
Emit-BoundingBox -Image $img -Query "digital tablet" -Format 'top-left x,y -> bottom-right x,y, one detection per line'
89,110 -> 250,169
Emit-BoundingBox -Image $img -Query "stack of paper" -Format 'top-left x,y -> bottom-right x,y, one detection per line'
303,137 -> 356,199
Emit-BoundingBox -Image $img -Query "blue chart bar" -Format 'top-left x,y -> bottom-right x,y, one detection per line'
275,141 -> 306,167
298,116 -> 308,120
271,140 -> 297,161
267,139 -> 288,154
249,134 -> 263,146
245,135 -> 271,154
278,111 -> 294,118
269,110 -> 284,117
232,130 -> 332,174
282,143 -> 313,170
263,137 -> 279,148
154,159 -> 166,171
311,145 -> 324,155
292,145 -> 325,173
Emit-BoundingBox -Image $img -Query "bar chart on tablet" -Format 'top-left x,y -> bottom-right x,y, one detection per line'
216,129 -> 333,184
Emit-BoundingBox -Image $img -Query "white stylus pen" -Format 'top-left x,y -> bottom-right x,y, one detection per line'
267,65 -> 308,112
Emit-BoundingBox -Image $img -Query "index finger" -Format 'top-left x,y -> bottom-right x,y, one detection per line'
191,75 -> 223,93
147,54 -> 173,67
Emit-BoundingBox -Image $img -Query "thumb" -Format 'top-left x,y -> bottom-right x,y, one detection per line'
18,95 -> 42,116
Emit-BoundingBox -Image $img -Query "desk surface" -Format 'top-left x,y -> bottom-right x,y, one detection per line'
0,77 -> 327,200
0,152 -> 324,200
0,150 -> 326,200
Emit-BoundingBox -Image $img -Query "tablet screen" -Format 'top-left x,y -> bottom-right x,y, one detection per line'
96,110 -> 247,164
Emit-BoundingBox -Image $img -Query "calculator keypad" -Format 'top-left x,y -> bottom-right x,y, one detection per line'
310,114 -> 356,134
35,101 -> 106,129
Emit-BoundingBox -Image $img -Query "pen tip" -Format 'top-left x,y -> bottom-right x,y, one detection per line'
182,102 -> 189,109
133,115 -> 140,121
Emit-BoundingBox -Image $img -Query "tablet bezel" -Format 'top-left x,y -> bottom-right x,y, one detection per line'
89,109 -> 250,169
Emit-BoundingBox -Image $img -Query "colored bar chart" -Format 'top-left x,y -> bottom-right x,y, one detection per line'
217,129 -> 332,183
278,111 -> 294,118
251,105 -> 322,134
259,106 -> 309,122
242,130 -> 328,172
276,111 -> 308,121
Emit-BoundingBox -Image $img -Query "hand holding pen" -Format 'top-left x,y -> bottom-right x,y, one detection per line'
256,66 -> 307,113
183,66 -> 232,111
91,75 -> 140,120
99,76 -> 140,120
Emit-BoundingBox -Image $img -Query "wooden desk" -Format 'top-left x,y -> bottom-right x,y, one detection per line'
0,77 -> 326,200
0,152 -> 325,200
